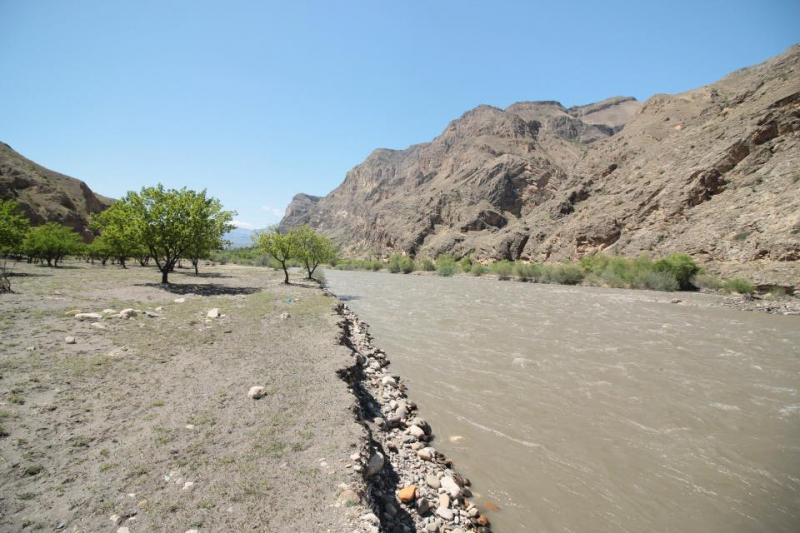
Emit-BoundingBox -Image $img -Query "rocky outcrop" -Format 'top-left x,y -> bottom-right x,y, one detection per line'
281,46 -> 800,287
0,142 -> 112,241
278,193 -> 322,231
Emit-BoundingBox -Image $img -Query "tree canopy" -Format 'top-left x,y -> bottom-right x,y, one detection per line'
23,222 -> 83,267
292,225 -> 335,279
0,199 -> 30,254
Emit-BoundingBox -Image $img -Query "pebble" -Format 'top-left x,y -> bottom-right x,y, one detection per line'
435,506 -> 454,520
398,484 -> 417,503
117,528 -> 130,533
207,308 -> 220,318
280,312 -> 291,320
248,386 -> 266,399
119,308 -> 137,318
65,336 -> 76,344
174,298 -> 186,303
182,481 -> 194,491
426,474 -> 441,489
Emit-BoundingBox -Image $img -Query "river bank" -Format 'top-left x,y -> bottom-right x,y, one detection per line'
334,302 -> 492,533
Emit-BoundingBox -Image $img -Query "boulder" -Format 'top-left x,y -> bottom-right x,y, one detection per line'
207,308 -> 220,318
75,312 -> 103,320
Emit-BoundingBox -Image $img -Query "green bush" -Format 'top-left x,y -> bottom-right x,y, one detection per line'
470,263 -> 486,276
400,256 -> 415,274
387,254 -> 403,273
437,263 -> 457,277
548,264 -> 584,285
491,260 -> 513,280
633,271 -> 680,291
369,259 -> 383,271
723,278 -> 755,294
421,258 -> 435,271
460,255 -> 473,272
653,253 -> 700,290
692,273 -> 724,291
513,262 -> 541,281
436,255 -> 457,269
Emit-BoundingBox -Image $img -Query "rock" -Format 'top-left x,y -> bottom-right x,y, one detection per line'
102,309 -> 117,314
75,312 -> 103,320
280,312 -> 291,320
441,476 -> 462,498
185,530 -> 199,533
145,311 -> 160,318
119,308 -> 137,318
439,494 -> 450,508
435,506 -> 454,520
207,308 -> 220,318
366,452 -> 384,477
417,498 -> 433,515
398,484 -> 417,503
91,322 -> 106,330
426,474 -> 441,489
248,386 -> 266,399
155,306 -> 164,311
468,507 -> 479,518
338,489 -> 360,504
476,515 -> 491,526
174,298 -> 186,303
64,309 -> 81,316
109,514 -> 120,524
182,481 -> 194,491
381,375 -> 397,387
65,336 -> 76,344
117,528 -> 130,533
670,298 -> 682,304
409,425 -> 426,439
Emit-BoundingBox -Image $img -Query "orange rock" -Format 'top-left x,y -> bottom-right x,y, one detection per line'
398,484 -> 417,503
476,515 -> 491,526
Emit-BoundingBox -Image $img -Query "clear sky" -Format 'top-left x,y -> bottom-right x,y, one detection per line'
0,1 -> 798,229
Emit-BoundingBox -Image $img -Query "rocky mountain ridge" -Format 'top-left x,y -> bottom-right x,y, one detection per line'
0,142 -> 112,241
282,46 -> 800,288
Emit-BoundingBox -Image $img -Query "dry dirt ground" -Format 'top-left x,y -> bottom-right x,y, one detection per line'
0,261 -> 368,532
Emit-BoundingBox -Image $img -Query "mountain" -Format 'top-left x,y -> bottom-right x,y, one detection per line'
225,226 -> 257,249
0,142 -> 112,241
278,193 -> 322,232
281,46 -> 800,287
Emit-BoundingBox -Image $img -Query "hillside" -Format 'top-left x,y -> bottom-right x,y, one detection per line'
282,46 -> 800,287
0,143 -> 112,240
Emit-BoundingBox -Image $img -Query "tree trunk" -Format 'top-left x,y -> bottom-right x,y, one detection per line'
192,259 -> 199,275
282,262 -> 290,284
161,269 -> 169,284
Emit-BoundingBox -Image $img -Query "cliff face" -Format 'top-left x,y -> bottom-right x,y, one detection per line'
281,46 -> 800,287
0,143 -> 112,241
278,193 -> 322,232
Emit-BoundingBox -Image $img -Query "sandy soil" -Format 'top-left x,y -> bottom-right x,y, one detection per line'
0,261 -> 369,532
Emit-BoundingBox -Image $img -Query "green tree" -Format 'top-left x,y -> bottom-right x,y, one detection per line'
91,202 -> 144,268
116,185 -> 236,284
23,223 -> 83,267
254,227 -> 296,284
0,199 -> 30,254
184,197 -> 235,275
292,226 -> 335,279
653,253 -> 700,290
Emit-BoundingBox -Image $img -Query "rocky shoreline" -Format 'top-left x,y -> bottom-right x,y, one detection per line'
333,301 -> 492,533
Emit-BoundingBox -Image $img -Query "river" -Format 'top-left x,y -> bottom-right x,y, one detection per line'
325,270 -> 800,532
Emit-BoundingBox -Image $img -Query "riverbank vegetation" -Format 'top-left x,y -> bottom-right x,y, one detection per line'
329,251 -> 759,294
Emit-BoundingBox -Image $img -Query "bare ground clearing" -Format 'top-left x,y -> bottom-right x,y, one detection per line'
0,261 -> 369,532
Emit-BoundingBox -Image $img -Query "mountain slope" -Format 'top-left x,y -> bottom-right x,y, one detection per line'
0,143 -> 112,241
281,46 -> 800,287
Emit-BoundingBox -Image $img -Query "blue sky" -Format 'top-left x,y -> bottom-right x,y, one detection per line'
0,1 -> 798,229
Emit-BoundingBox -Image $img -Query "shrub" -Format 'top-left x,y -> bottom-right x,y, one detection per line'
470,263 -> 486,276
421,258 -> 435,271
633,271 -> 680,291
437,263 -> 457,277
387,254 -> 403,273
549,264 -> 584,285
692,273 -> 724,291
653,253 -> 700,290
400,256 -> 415,274
436,255 -> 457,269
369,259 -> 382,271
460,256 -> 473,272
513,262 -> 540,281
723,278 -> 755,294
491,260 -> 513,280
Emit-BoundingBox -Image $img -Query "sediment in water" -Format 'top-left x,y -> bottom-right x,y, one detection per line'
334,301 -> 492,533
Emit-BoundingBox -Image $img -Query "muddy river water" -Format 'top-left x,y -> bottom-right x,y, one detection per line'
325,270 -> 800,532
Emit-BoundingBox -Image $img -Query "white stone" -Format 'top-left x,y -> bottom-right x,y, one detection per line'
119,308 -> 137,318
65,336 -> 76,344
207,308 -> 220,318
248,386 -> 266,399
361,513 -> 380,524
381,375 -> 397,387
174,298 -> 186,303
155,306 -> 163,311
103,309 -> 117,314
182,481 -> 194,491
75,312 -> 103,320
409,425 -> 426,439
441,476 -> 462,498
145,311 -> 160,318
109,514 -> 120,524
117,528 -> 130,533
435,506 -> 454,520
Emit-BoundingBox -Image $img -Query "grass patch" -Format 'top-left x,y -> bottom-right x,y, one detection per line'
723,278 -> 755,294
